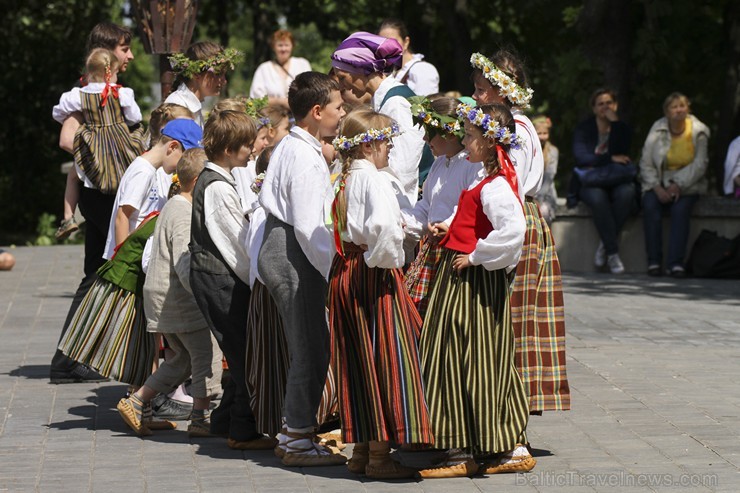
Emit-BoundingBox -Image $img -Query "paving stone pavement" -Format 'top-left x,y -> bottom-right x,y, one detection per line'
1,245 -> 739,492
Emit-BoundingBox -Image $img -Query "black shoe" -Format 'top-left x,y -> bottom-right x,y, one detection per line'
50,364 -> 109,384
151,394 -> 193,420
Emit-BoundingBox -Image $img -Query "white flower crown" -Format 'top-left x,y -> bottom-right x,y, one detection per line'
332,123 -> 400,151
470,53 -> 534,109
457,103 -> 524,149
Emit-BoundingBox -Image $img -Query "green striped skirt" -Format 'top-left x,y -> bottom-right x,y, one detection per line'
245,280 -> 337,436
58,278 -> 155,386
328,250 -> 433,445
510,200 -> 570,412
420,248 -> 529,454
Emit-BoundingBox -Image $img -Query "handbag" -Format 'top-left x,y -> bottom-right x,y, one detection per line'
687,229 -> 740,279
574,162 -> 637,188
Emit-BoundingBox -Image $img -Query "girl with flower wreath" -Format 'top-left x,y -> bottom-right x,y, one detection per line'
418,103 -> 534,478
328,107 -> 433,479
402,95 -> 483,318
470,49 -> 571,417
165,41 -> 243,128
52,47 -> 147,240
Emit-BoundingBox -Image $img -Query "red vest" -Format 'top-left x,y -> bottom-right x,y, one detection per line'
440,175 -> 495,254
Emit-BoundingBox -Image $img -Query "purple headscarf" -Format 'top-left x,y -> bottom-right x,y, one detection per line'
331,31 -> 403,76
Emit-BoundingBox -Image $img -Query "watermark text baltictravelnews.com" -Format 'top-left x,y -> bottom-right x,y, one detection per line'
515,471 -> 718,488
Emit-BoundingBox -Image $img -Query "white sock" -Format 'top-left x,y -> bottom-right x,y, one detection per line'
168,383 -> 193,404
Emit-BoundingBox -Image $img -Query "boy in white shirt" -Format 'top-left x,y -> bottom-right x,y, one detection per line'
102,119 -> 202,259
258,71 -> 347,467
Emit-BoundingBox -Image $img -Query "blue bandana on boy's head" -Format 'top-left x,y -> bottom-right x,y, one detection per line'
161,118 -> 203,150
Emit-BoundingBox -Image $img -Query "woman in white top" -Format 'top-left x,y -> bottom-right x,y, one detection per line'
378,18 -> 440,96
331,31 -> 426,206
165,41 -> 242,127
249,29 -> 312,108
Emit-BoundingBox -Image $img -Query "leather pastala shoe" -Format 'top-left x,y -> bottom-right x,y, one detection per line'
50,364 -> 109,384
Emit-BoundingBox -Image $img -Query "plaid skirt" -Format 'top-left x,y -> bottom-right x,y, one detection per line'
245,280 -> 337,436
510,200 -> 570,412
328,249 -> 433,445
404,236 -> 444,319
58,277 -> 155,386
420,249 -> 529,453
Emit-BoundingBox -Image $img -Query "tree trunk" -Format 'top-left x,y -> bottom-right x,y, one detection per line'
716,0 -> 740,193
578,0 -> 634,121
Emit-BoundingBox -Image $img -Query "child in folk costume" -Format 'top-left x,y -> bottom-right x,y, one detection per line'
165,42 -> 243,128
244,147 -> 338,439
403,96 -> 482,318
257,72 -> 347,467
58,121 -> 202,390
532,115 -> 559,225
418,103 -> 534,478
470,50 -> 570,414
117,148 -> 214,437
328,108 -> 433,479
52,47 -> 147,240
189,110 -> 276,450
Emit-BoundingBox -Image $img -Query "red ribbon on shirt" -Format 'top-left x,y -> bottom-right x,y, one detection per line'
496,145 -> 522,206
100,83 -> 122,108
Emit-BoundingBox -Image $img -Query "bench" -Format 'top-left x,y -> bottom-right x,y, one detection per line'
551,196 -> 740,273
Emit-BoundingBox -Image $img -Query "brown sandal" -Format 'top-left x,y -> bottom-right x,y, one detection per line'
347,442 -> 369,474
365,450 -> 417,479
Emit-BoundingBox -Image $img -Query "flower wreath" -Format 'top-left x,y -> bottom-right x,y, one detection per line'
456,103 -> 524,149
470,53 -> 534,109
250,172 -> 266,194
168,48 -> 244,79
332,123 -> 400,151
243,96 -> 270,129
408,96 -> 464,139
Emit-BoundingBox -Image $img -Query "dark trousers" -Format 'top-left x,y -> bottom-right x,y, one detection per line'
642,191 -> 698,269
190,270 -> 258,441
51,187 -> 115,373
579,183 -> 637,255
258,215 -> 330,430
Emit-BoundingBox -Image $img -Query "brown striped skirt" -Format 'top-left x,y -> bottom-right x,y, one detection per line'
245,280 -> 337,437
420,248 -> 529,454
328,250 -> 433,445
58,278 -> 155,386
510,199 -> 571,412
404,235 -> 444,319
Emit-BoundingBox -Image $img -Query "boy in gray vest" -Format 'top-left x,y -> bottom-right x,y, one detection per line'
189,110 -> 275,450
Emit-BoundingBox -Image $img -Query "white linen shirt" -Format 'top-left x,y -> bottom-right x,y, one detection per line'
249,57 -> 312,100
52,83 -> 142,126
341,160 -> 406,269
510,110 -> 544,199
259,127 -> 335,278
392,54 -> 440,96
232,161 -> 258,216
245,205 -> 267,288
464,169 -> 526,272
164,83 -> 203,127
373,77 -> 425,207
402,150 -> 482,242
203,162 -> 251,284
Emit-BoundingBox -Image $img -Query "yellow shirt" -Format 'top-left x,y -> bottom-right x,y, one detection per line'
665,118 -> 694,170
